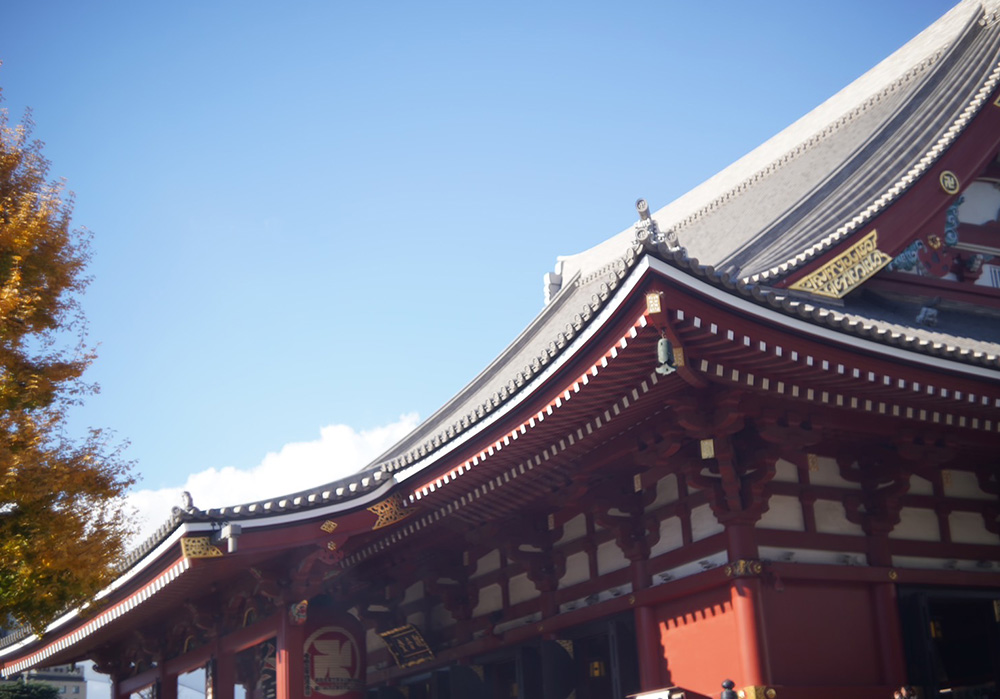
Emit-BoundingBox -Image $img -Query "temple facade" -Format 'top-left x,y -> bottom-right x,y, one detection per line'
4,2 -> 1000,699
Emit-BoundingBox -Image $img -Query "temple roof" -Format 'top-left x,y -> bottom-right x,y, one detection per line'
141,0 -> 1000,531
6,3 -> 1000,663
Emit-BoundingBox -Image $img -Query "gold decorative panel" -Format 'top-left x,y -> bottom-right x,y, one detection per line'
789,230 -> 892,298
378,624 -> 434,668
181,537 -> 223,559
700,439 -> 715,459
368,493 -> 414,530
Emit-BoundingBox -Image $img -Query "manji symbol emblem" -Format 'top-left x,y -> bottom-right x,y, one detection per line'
304,626 -> 363,697
939,170 -> 960,194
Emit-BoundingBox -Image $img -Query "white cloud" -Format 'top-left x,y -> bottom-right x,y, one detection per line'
125,413 -> 420,545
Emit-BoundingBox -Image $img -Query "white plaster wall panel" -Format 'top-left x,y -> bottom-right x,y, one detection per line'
957,181 -> 1000,224
892,556 -> 950,570
597,539 -> 630,575
949,511 -> 1000,545
472,583 -> 502,618
813,499 -> 865,535
760,546 -> 864,566
406,611 -> 425,629
890,507 -> 941,541
657,551 -> 727,582
402,581 -> 424,605
472,549 -> 501,579
558,551 -> 591,589
808,456 -> 861,489
895,556 -> 999,571
650,516 -> 683,558
430,602 -> 455,630
557,514 -> 587,545
943,470 -> 994,500
648,474 -> 680,510
908,474 -> 934,496
756,495 -> 805,531
773,458 -> 800,483
508,573 -> 540,605
691,503 -> 724,541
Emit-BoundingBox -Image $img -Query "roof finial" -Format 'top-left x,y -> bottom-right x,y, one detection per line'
633,198 -> 679,251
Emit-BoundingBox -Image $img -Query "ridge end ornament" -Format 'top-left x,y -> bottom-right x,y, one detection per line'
634,198 -> 679,251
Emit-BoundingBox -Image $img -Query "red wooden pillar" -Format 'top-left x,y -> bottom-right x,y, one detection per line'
727,522 -> 769,688
206,651 -> 236,699
634,604 -> 662,690
276,611 -> 305,699
630,556 -> 662,690
873,582 -> 907,685
157,666 -> 178,699
730,577 -> 767,687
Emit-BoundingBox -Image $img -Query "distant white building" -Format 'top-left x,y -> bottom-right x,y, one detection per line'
2,665 -> 86,699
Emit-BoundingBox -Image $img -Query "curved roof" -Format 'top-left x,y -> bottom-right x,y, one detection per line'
133,0 -> 1000,539
560,0 -> 1000,283
7,6 -> 1000,659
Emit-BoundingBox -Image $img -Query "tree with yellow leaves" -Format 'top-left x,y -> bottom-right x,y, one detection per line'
0,91 -> 133,633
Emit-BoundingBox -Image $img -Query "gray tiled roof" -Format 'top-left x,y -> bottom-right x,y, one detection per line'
180,0 -> 1000,526
102,0 -> 1000,562
559,0 -> 1000,283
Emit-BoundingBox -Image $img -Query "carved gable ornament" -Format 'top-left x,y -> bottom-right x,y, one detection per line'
789,230 -> 893,298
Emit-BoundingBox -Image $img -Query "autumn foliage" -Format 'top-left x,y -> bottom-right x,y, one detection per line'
0,93 -> 133,632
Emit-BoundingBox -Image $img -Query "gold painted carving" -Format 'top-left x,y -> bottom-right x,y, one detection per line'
320,520 -> 338,533
378,624 -> 434,668
739,686 -> 776,699
181,537 -> 223,559
724,560 -> 763,578
368,493 -> 414,530
673,346 -> 685,368
807,453 -> 819,472
645,292 -> 663,314
700,439 -> 715,459
789,230 -> 892,298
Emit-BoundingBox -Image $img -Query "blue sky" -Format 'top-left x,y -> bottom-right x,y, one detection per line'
1,1 -> 955,526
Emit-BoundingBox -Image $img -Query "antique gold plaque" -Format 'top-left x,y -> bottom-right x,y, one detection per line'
789,230 -> 892,298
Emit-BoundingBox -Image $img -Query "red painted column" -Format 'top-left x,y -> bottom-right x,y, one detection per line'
873,582 -> 907,686
727,522 -> 769,688
215,651 -> 236,699
634,604 -> 662,690
276,611 -> 305,699
731,577 -> 767,687
157,666 -> 178,699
